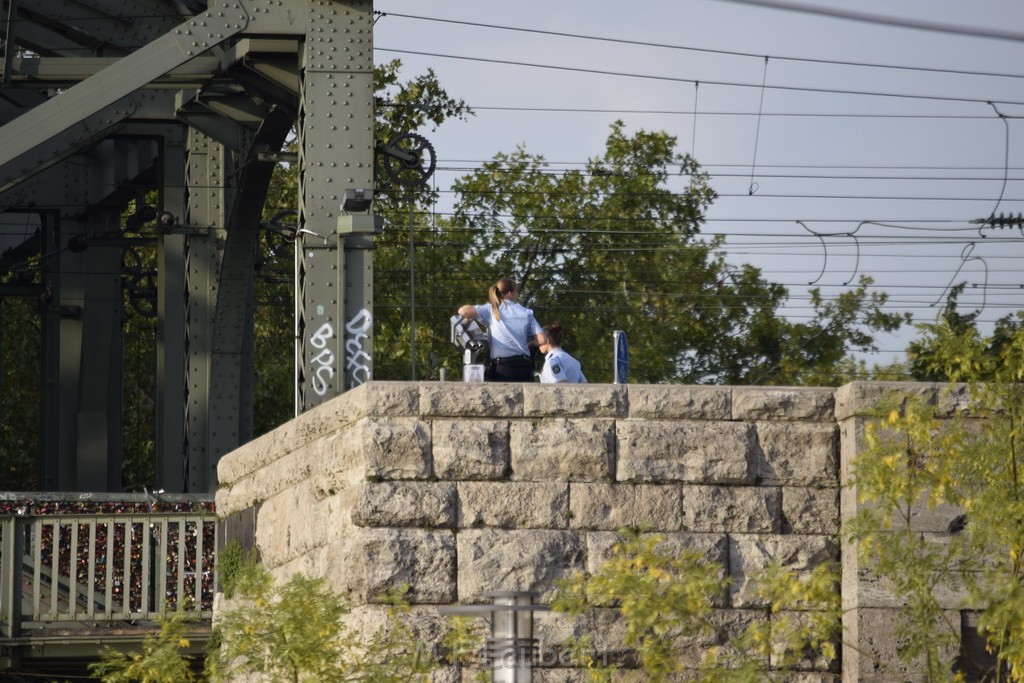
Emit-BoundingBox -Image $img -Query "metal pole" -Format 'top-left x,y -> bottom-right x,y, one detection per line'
439,591 -> 545,683
2,0 -> 16,87
409,191 -> 416,379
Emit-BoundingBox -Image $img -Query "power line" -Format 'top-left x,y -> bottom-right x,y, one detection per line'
376,47 -> 1024,107
378,11 -> 1024,80
709,0 -> 1024,44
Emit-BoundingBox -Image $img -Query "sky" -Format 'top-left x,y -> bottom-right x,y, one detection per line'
372,0 -> 1024,369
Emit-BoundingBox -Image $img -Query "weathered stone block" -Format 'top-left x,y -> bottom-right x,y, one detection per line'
337,417 -> 432,480
756,421 -> 838,485
511,419 -> 615,481
254,490 -> 292,567
217,403 -> 337,484
585,531 -> 730,607
569,482 -> 683,531
286,480 -> 336,557
343,528 -> 457,604
768,610 -> 840,672
728,534 -> 838,607
627,384 -> 731,420
682,485 -> 782,533
432,420 -> 510,480
457,529 -> 585,602
616,420 -> 756,484
523,383 -> 626,417
341,604 -> 452,653
536,607 -> 768,672
732,386 -> 835,421
345,381 -> 421,419
585,531 -> 729,573
458,482 -> 568,528
843,530 -> 983,613
845,607 -> 960,682
244,439 -> 324,505
353,481 -> 456,528
420,383 -> 523,417
216,473 -> 255,517
833,381 -> 937,421
782,487 -> 839,535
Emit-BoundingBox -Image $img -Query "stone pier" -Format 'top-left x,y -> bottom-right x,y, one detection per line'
215,381 -> 975,681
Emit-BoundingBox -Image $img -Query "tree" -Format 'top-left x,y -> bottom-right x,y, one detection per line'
907,283 -> 1024,382
0,295 -> 40,489
847,313 -> 1024,680
89,610 -> 199,683
440,121 -> 905,384
89,561 -> 452,683
207,562 -> 438,683
551,529 -> 841,681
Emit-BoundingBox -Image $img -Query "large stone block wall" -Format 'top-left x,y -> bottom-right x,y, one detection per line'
215,381 -> 970,681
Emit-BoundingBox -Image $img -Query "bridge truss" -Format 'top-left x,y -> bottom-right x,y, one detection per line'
0,0 -> 378,493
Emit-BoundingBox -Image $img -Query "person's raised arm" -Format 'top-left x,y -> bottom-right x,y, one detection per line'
458,305 -> 478,319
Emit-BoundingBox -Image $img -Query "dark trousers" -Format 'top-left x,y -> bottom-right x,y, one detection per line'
488,355 -> 534,382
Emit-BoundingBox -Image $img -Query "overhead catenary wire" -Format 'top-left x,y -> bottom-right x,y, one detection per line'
377,10 -> 1024,81
376,47 -> 1024,108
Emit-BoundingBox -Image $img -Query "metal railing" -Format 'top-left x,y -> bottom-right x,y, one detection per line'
1,494 -> 216,639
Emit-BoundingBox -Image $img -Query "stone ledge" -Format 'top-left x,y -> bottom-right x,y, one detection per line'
523,383 -> 626,417
420,383 -> 524,417
833,381 -> 937,421
731,386 -> 835,421
626,384 -> 731,420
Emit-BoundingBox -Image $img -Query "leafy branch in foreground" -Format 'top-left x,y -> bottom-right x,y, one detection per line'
550,529 -> 840,682
89,610 -> 198,683
848,312 -> 1024,680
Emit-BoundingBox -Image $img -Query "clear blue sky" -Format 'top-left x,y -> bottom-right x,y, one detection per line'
374,0 -> 1024,368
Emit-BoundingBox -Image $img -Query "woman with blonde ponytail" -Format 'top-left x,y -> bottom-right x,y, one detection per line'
458,277 -> 546,381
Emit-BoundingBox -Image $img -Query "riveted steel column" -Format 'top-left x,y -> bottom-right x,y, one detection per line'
295,0 -> 375,413
39,157 -> 90,491
75,207 -> 123,492
156,126 -> 187,493
183,129 -> 230,493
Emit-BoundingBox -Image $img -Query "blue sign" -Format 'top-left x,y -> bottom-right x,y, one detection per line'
613,330 -> 629,384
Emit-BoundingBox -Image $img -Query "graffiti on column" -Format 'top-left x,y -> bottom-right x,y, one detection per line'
345,308 -> 372,386
308,322 -> 335,396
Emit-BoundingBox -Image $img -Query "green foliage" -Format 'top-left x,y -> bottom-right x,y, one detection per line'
216,539 -> 253,600
848,312 -> 1024,680
89,610 -> 198,683
422,121 -> 905,385
551,530 -> 840,681
0,296 -> 40,489
438,615 -> 487,675
207,562 -> 439,683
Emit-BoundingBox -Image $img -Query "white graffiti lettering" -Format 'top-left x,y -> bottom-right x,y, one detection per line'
311,365 -> 335,396
345,308 -> 372,386
309,322 -> 333,349
308,322 -> 335,396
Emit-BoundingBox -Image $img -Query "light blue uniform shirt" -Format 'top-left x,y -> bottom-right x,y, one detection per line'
540,348 -> 587,383
474,302 -> 542,359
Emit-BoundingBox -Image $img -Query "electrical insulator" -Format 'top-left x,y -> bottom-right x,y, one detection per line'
986,212 -> 1024,228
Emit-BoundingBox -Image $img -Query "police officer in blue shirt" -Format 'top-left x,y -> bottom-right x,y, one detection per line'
458,277 -> 546,382
539,321 -> 587,384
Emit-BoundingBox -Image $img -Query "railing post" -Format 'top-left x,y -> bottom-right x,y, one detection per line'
1,516 -> 24,638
